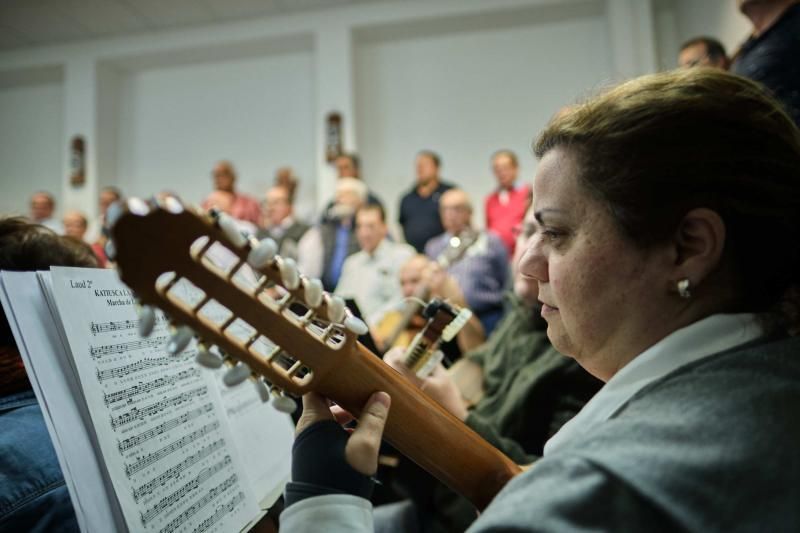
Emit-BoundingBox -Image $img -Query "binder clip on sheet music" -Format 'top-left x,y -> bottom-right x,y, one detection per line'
109,196 -> 368,417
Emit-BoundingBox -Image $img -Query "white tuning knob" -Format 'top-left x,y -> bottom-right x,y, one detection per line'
278,257 -> 300,290
272,390 -> 297,414
166,326 -> 194,355
254,378 -> 270,403
326,294 -> 346,324
344,314 -> 368,336
195,344 -> 224,369
217,213 -> 248,248
223,362 -> 251,387
137,305 -> 156,337
302,277 -> 324,308
127,197 -> 150,216
247,238 -> 278,269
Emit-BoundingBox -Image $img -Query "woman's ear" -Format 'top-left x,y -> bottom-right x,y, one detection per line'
672,207 -> 726,286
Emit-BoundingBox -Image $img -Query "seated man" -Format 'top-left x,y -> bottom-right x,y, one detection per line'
424,188 -> 508,335
334,204 -> 415,327
371,254 -> 485,357
377,208 -> 603,533
258,185 -> 310,261
0,217 -> 99,531
297,178 -> 366,290
201,160 -> 261,226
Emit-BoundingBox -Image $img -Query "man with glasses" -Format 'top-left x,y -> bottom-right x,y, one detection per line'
678,36 -> 729,69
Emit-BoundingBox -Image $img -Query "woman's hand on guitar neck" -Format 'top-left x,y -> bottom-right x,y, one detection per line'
296,391 -> 391,476
383,348 -> 469,421
285,391 -> 391,507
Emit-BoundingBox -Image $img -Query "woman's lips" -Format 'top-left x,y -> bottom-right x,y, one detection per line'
541,303 -> 559,315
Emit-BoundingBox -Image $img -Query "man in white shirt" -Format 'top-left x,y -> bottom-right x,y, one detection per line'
334,204 -> 415,327
29,191 -> 63,234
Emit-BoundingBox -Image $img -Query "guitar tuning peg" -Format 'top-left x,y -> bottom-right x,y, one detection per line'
166,325 -> 194,355
195,344 -> 224,369
344,314 -> 369,336
162,195 -> 184,214
137,304 -> 156,337
277,257 -> 300,290
247,237 -> 278,269
127,197 -> 151,216
223,362 -> 251,387
302,277 -> 324,308
217,213 -> 248,249
253,377 -> 270,403
325,294 -> 346,324
271,388 -> 297,414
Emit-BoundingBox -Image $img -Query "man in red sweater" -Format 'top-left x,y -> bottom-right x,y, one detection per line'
484,150 -> 531,255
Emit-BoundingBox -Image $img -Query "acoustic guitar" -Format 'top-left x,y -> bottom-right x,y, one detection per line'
108,196 -> 521,511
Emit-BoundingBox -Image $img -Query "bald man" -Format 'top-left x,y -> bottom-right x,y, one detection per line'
201,160 -> 261,225
424,189 -> 509,335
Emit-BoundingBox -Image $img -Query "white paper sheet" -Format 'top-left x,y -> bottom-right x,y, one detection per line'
0,270 -> 125,532
49,267 -> 260,533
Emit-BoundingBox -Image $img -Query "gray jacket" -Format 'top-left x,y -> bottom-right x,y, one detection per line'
283,335 -> 800,532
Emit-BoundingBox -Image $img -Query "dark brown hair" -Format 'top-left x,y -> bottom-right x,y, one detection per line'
534,68 -> 800,326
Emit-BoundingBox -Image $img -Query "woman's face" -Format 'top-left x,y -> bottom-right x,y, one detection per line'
519,148 -> 676,381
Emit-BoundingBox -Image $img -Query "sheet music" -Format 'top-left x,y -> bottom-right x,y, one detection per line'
210,366 -> 293,507
0,271 -> 126,532
49,267 -> 260,533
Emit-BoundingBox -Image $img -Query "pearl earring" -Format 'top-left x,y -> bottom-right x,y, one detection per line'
677,278 -> 692,299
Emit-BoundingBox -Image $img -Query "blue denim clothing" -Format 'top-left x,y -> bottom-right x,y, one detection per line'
0,389 -> 79,532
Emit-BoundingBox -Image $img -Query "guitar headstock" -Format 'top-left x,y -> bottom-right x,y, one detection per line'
108,195 -> 369,411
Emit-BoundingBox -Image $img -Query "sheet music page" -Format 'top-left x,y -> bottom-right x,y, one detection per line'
49,267 -> 260,533
0,271 -> 125,532
210,367 -> 293,507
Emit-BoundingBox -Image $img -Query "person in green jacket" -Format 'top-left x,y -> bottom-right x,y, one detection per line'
378,207 -> 602,533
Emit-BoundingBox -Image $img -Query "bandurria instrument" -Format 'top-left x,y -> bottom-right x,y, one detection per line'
108,196 -> 521,511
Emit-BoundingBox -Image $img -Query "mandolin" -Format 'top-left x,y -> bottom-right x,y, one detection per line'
108,196 -> 521,511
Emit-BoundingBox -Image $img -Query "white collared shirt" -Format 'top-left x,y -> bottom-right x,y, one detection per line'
334,239 -> 415,326
544,313 -> 765,455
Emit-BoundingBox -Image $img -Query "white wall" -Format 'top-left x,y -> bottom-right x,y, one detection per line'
355,4 -> 613,227
0,0 -> 661,227
0,81 -> 64,216
116,51 -> 315,210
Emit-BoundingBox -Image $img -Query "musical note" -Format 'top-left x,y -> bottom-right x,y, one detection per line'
124,421 -> 220,478
132,439 -> 225,501
118,403 -> 214,453
192,492 -> 246,533
96,357 -> 174,383
140,456 -> 233,525
111,388 -> 208,430
90,336 -> 169,359
103,368 -> 200,406
158,477 -> 241,533
90,315 -> 167,335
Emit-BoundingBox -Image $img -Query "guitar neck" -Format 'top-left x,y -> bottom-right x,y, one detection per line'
321,342 -> 521,511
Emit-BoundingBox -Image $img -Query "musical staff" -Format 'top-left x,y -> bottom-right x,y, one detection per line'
118,403 -> 213,453
90,336 -> 168,359
125,421 -> 220,478
193,492 -> 246,533
159,476 -> 239,533
96,357 -> 174,383
141,456 -> 232,525
103,368 -> 200,406
132,439 -> 225,501
48,268 -> 260,533
90,315 -> 167,335
111,387 -> 208,430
